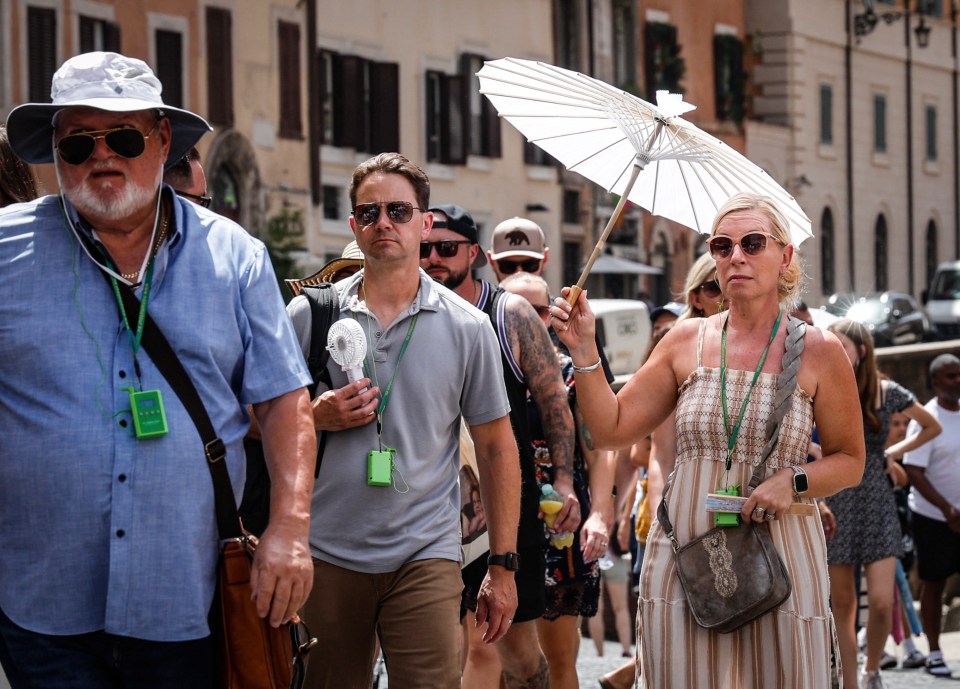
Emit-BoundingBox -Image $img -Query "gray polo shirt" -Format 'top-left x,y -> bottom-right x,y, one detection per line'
287,269 -> 510,572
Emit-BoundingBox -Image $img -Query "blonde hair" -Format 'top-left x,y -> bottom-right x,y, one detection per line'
710,192 -> 804,307
679,252 -> 718,320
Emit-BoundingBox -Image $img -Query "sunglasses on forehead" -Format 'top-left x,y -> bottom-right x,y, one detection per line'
55,122 -> 160,166
420,239 -> 471,259
706,232 -> 784,259
496,258 -> 541,275
352,201 -> 423,227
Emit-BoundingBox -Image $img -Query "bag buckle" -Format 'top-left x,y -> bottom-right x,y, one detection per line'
205,438 -> 226,464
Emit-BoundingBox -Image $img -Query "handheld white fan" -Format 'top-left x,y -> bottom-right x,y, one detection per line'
326,319 -> 367,383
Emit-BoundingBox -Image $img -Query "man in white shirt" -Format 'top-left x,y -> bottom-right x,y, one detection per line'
904,353 -> 960,677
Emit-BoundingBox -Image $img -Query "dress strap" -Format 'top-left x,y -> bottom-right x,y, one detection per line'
696,318 -> 707,368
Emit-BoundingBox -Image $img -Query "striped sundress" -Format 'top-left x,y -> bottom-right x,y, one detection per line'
638,322 -> 837,688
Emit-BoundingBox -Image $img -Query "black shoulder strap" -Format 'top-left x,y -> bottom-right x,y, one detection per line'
300,282 -> 340,478
113,281 -> 242,542
301,283 -> 339,397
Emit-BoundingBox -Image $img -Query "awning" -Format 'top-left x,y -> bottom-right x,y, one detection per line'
584,254 -> 663,275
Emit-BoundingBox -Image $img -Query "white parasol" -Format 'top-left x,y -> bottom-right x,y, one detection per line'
477,57 -> 812,301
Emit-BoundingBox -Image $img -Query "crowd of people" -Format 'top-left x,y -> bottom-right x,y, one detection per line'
2,50 -> 960,689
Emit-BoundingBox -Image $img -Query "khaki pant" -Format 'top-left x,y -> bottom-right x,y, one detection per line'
300,558 -> 462,689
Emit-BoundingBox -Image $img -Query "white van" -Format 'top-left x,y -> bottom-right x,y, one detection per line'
923,261 -> 960,340
590,299 -> 652,387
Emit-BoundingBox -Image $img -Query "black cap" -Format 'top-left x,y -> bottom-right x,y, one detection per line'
428,204 -> 487,267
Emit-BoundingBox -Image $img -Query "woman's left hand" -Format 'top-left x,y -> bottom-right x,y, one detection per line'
741,468 -> 796,523
885,458 -> 909,488
580,511 -> 609,563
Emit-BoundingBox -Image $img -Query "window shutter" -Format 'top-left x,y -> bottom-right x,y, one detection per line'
206,8 -> 234,127
482,96 -> 500,158
104,21 -> 120,52
28,8 -> 57,103
441,73 -> 466,165
335,55 -> 366,149
278,21 -> 302,138
79,16 -> 95,53
155,30 -> 183,108
370,61 -> 399,154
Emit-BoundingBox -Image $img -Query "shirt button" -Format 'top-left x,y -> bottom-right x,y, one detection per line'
375,331 -> 382,338
119,419 -> 128,428
118,474 -> 127,483
119,370 -> 127,379
116,529 -> 125,538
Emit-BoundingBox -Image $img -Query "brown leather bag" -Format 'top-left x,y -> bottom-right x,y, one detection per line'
212,535 -> 315,689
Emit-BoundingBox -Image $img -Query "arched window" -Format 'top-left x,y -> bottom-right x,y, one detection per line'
820,207 -> 835,295
925,220 -> 938,290
212,165 -> 240,223
874,215 -> 888,293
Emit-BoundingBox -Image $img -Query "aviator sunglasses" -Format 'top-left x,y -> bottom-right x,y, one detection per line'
496,258 -> 542,275
352,201 -> 424,227
420,239 -> 471,259
706,232 -> 784,260
55,122 -> 159,166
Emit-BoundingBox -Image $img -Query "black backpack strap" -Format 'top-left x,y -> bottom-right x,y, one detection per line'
301,283 -> 340,477
302,283 -> 339,397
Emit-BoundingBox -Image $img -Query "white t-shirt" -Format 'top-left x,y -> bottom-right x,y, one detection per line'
904,399 -> 960,521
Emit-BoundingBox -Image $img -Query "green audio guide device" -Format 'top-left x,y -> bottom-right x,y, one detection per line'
123,387 -> 169,439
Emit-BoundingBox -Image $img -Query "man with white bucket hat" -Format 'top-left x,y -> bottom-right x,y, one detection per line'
0,52 -> 316,687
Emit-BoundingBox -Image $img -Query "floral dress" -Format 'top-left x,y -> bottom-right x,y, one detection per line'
528,352 -> 601,620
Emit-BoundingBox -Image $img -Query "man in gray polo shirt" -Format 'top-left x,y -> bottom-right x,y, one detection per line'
291,153 -> 521,689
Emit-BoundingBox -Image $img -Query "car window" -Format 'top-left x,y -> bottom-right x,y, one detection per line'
931,270 -> 960,299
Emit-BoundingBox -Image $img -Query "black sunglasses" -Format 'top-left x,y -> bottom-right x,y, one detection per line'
420,239 -> 471,259
497,258 -> 541,275
352,201 -> 423,227
176,190 -> 213,209
706,232 -> 784,259
697,279 -> 722,297
55,122 -> 159,166
531,304 -> 551,318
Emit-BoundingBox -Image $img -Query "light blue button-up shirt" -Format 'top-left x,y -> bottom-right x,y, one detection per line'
0,190 -> 311,641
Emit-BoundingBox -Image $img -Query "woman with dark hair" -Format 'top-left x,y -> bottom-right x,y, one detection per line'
823,318 -> 940,689
552,192 -> 866,688
0,124 -> 40,207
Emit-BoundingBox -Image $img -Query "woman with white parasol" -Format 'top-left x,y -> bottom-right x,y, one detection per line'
551,192 -> 865,687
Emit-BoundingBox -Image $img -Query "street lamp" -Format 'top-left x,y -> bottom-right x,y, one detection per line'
854,0 -> 932,47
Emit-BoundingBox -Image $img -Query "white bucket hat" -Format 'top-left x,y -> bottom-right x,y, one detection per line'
5,51 -> 211,166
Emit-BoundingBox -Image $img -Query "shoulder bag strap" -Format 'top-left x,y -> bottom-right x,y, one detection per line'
112,279 -> 242,542
301,283 -> 340,478
658,315 -> 807,542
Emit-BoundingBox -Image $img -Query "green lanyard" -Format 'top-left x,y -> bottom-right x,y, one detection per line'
720,309 -> 782,472
360,311 -> 419,446
105,257 -> 155,385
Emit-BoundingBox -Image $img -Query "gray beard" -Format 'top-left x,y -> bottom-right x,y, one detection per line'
58,162 -> 161,221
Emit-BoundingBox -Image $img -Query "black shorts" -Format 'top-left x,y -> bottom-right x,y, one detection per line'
460,545 -> 546,623
912,511 -> 960,581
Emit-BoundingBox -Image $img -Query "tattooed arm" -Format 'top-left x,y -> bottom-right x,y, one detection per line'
502,293 -> 580,533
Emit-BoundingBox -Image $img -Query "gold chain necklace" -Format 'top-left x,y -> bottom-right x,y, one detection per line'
121,209 -> 169,282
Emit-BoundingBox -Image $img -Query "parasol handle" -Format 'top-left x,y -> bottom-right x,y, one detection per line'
567,162 -> 644,305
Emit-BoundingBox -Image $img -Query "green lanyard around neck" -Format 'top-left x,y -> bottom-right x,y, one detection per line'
358,309 -> 419,447
720,309 -> 783,472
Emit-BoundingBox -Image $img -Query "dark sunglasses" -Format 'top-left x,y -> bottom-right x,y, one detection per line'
420,239 -> 471,259
706,232 -> 784,259
531,304 -> 551,318
55,122 -> 159,166
697,279 -> 722,297
352,201 -> 423,227
176,190 -> 213,209
497,259 -> 541,275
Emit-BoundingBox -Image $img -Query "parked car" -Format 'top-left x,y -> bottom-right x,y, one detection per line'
922,260 -> 960,340
824,291 -> 931,347
590,299 -> 652,388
